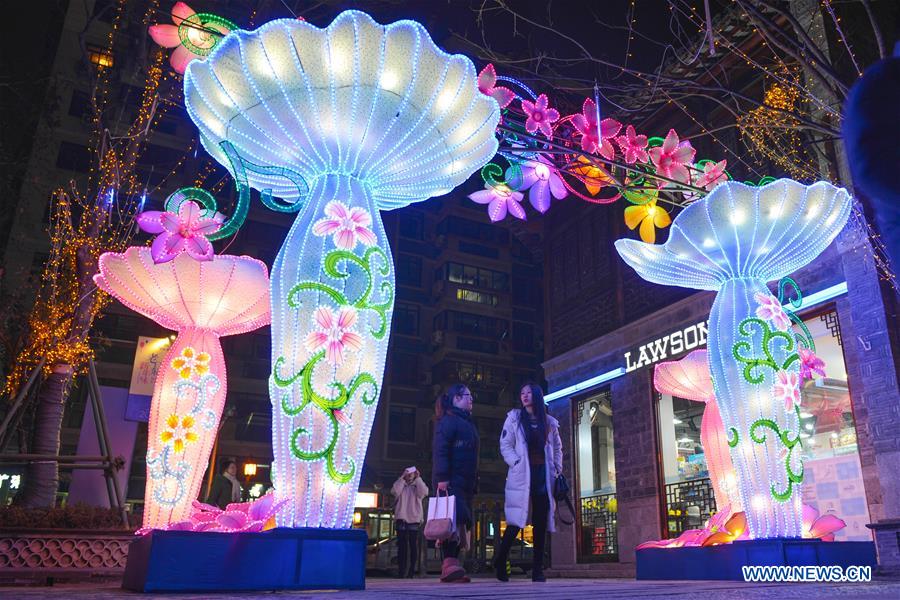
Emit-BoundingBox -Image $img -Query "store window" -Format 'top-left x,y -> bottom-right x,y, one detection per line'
657,394 -> 717,536
574,389 -> 617,561
798,309 -> 871,541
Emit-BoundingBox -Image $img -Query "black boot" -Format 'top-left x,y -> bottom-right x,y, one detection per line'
494,526 -> 519,581
532,564 -> 546,582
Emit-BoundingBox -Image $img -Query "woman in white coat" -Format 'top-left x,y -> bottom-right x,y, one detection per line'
495,383 -> 563,582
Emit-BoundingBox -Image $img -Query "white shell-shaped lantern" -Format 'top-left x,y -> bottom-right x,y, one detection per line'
615,179 -> 852,291
184,10 -> 500,209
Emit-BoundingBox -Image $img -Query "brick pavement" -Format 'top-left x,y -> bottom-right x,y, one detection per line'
3,576 -> 900,599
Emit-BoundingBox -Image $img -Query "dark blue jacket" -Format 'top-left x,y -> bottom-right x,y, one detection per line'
431,407 -> 479,498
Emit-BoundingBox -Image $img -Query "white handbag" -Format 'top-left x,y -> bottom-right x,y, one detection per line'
423,489 -> 456,541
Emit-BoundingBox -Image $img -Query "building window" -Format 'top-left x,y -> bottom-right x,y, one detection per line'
434,310 -> 505,338
437,215 -> 508,243
456,288 -> 499,306
56,141 -> 91,173
388,406 -> 416,442
393,302 -> 419,336
390,352 -> 418,385
456,336 -> 498,354
575,389 -> 617,561
398,212 -> 424,240
396,255 -> 422,287
68,89 -> 91,118
657,394 -> 716,537
443,262 -> 508,291
512,322 -> 534,352
86,44 -> 114,68
798,309 -> 870,541
458,240 -> 499,259
512,276 -> 540,307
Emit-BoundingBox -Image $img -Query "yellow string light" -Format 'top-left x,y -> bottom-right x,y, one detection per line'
3,3 -> 171,397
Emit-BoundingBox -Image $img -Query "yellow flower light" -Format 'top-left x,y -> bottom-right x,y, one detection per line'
624,199 -> 671,244
574,155 -> 614,195
160,413 -> 199,453
170,346 -> 211,380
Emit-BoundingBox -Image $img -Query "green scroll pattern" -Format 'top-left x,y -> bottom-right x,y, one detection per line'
273,245 -> 392,484
747,408 -> 805,502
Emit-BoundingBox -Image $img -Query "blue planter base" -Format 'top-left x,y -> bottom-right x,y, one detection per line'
636,538 -> 876,580
122,527 -> 366,592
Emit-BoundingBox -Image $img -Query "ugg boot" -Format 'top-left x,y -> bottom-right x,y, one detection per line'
440,557 -> 468,582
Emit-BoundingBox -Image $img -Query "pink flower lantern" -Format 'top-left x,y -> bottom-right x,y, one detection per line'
648,129 -> 696,187
468,182 -> 527,221
654,350 -> 741,514
139,493 -> 289,535
94,247 -> 269,530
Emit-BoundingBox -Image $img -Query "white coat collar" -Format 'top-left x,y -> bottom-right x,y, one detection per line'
507,408 -> 559,429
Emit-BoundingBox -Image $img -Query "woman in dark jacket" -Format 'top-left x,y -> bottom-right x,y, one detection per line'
207,459 -> 241,509
431,383 -> 479,583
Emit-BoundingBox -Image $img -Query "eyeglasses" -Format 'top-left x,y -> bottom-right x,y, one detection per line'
458,393 -> 473,399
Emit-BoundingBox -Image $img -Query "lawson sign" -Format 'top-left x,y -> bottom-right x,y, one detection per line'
624,321 -> 708,372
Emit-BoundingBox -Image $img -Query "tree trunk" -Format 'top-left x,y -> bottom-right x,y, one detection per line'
15,364 -> 73,507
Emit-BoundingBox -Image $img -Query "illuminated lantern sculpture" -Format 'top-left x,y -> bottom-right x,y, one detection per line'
654,350 -> 740,515
94,246 -> 269,530
182,11 -> 500,527
617,179 -> 851,539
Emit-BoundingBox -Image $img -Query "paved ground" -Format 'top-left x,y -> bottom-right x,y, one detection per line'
3,576 -> 900,599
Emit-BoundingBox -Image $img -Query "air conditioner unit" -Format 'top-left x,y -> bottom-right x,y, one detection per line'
419,372 -> 432,385
432,331 -> 444,345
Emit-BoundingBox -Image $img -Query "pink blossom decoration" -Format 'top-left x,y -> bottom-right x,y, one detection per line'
695,160 -> 729,191
636,505 -> 738,549
312,200 -> 377,250
333,408 -> 350,426
798,348 -> 826,381
517,155 -> 568,213
521,94 -> 560,138
615,125 -> 649,164
468,183 -> 526,222
637,503 -> 846,550
802,504 -> 846,541
136,200 -> 224,264
136,493 -> 288,535
773,370 -> 802,412
304,305 -> 365,366
648,129 -> 697,187
148,3 -> 234,74
572,98 -> 621,159
754,292 -> 792,331
477,64 -> 515,109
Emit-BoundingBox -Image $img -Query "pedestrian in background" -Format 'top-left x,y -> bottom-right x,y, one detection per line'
431,383 -> 479,583
495,382 -> 563,582
392,466 -> 428,578
207,458 -> 241,509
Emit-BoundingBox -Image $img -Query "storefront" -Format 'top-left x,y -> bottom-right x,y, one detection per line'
542,229 -> 900,575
